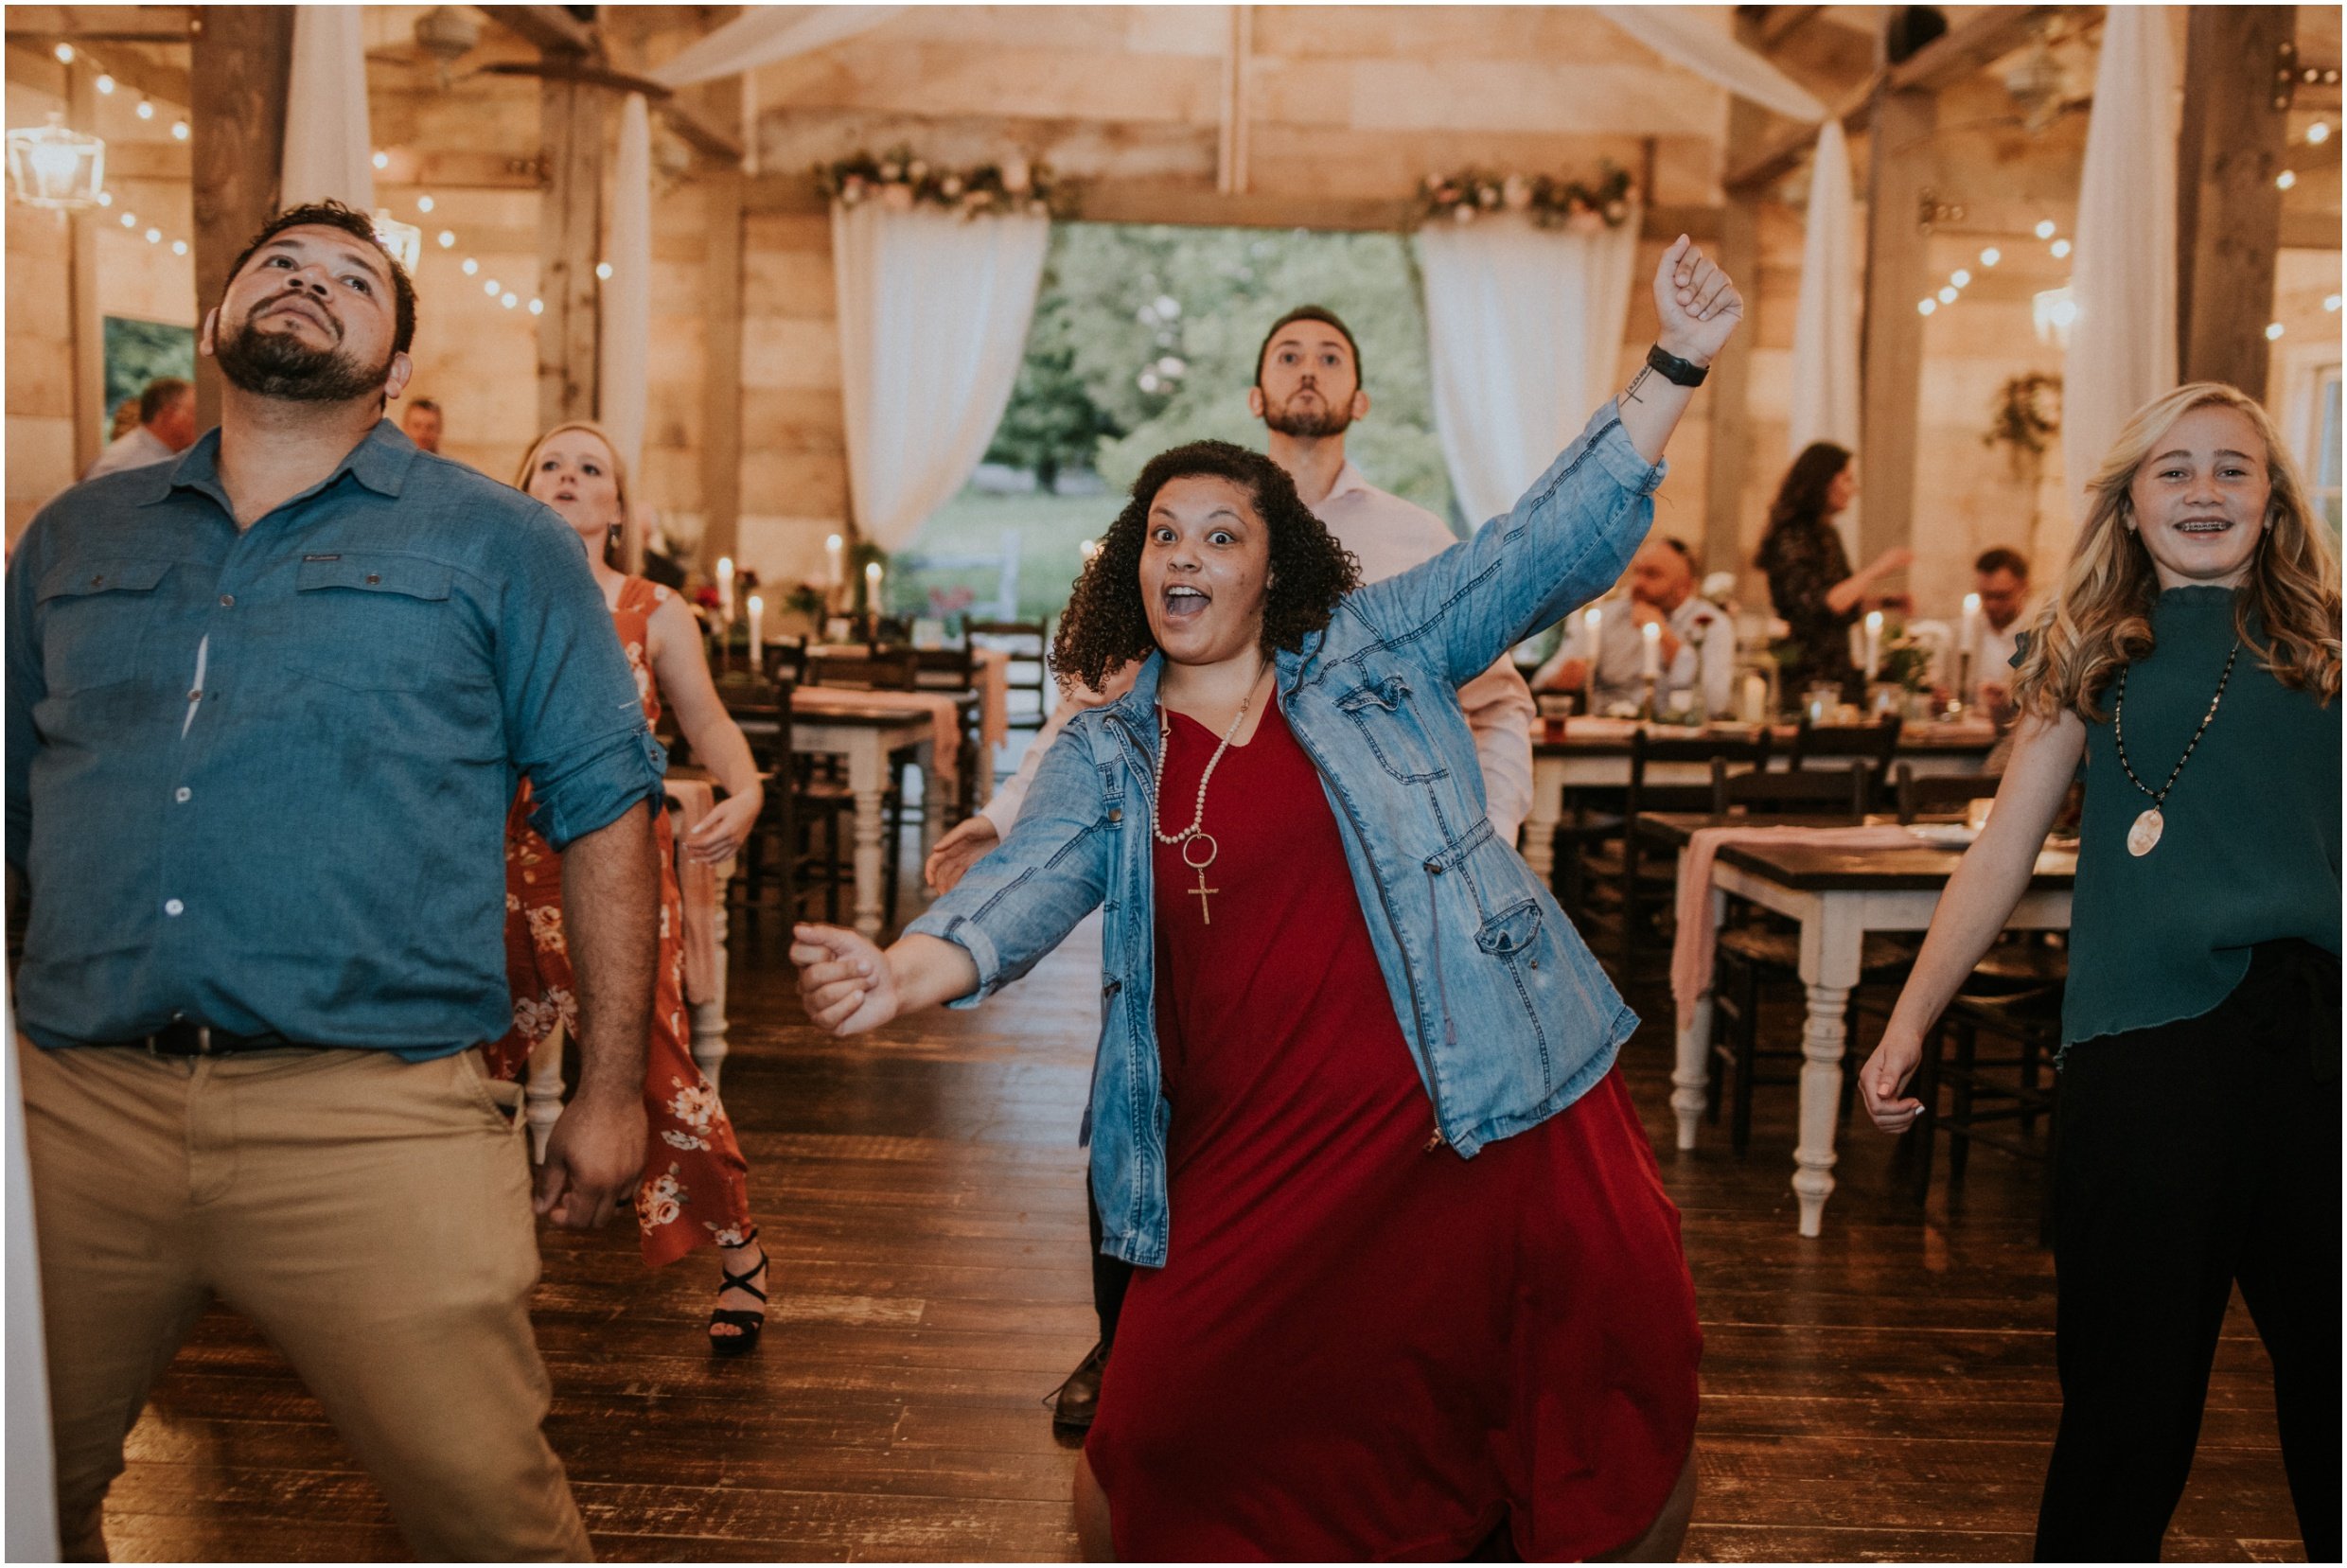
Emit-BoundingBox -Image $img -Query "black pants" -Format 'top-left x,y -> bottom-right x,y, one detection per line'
2036,942 -> 2341,1562
1086,1188 -> 1133,1348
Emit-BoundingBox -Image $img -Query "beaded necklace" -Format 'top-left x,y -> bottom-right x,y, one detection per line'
2112,641 -> 2240,857
1152,661 -> 1268,925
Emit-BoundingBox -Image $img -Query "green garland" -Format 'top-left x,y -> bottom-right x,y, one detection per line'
1418,164 -> 1636,229
814,145 -> 1074,219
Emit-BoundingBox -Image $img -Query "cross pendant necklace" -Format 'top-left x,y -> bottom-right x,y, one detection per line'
1181,835 -> 1220,925
1187,870 -> 1219,925
1152,661 -> 1266,925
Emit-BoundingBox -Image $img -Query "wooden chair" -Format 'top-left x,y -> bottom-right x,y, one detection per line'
968,618 -> 1051,742
1894,765 -> 2069,996
1789,714 -> 1903,809
1572,731 -> 1770,969
1895,763 -> 1999,823
1704,758 -> 1911,1154
805,643 -> 919,692
1909,984 -> 2062,1242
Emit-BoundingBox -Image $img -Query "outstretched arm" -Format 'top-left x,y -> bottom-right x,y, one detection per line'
791,927 -> 979,1036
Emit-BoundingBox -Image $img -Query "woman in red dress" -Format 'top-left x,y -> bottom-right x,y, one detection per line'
497,421 -> 773,1354
792,239 -> 1742,1556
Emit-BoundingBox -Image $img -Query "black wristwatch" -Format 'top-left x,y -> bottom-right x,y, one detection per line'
1645,343 -> 1709,387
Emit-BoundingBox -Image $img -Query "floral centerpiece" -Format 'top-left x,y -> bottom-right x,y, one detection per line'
815,145 -> 1074,220
1418,163 -> 1636,229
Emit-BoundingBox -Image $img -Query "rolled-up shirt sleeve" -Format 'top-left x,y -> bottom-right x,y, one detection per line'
492,511 -> 666,850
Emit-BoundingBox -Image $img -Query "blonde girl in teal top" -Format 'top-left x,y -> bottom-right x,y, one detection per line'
1857,382 -> 2340,1563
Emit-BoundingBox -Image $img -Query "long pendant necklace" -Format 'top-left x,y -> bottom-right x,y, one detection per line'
2112,642 -> 2240,857
1152,662 -> 1266,925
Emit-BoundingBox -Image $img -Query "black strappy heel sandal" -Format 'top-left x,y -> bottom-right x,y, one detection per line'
708,1229 -> 768,1358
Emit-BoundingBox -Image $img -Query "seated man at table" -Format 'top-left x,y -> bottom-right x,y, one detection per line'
1532,536 -> 1733,717
1962,545 -> 2033,728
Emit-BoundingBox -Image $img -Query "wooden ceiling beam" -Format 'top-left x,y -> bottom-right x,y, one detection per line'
3,7 -> 190,43
478,5 -> 596,58
1760,7 -> 1825,49
478,60 -> 744,166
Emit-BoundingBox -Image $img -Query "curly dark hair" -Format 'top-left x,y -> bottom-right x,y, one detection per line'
1051,440 -> 1361,693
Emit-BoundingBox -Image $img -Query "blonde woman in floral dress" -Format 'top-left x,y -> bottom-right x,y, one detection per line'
492,421 -> 773,1354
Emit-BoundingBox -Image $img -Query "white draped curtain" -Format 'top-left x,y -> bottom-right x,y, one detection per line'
279,6 -> 374,210
1593,6 -> 1827,120
2064,7 -> 2179,525
831,203 -> 1050,550
1788,118 -> 1862,556
1414,213 -> 1642,527
597,95 -> 653,476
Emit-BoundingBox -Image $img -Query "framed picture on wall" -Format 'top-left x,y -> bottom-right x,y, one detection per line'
101,316 -> 196,432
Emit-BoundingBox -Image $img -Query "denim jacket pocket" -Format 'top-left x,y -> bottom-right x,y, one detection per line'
1336,671 -> 1449,784
292,554 -> 457,692
1473,898 -> 1544,959
35,556 -> 175,695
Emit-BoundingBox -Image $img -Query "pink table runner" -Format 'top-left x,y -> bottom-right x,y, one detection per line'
970,646 -> 1011,754
1668,825 -> 1923,1030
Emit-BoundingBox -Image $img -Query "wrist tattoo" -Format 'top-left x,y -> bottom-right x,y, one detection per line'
1622,365 -> 1653,405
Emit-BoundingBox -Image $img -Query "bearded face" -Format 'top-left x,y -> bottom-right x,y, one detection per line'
213,286 -> 395,403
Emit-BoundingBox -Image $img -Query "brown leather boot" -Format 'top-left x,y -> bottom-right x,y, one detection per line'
1050,1340 -> 1108,1431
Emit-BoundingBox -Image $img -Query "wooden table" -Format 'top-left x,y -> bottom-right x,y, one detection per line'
1638,810 -> 2074,1238
1518,719 -> 1999,881
728,697 -> 946,940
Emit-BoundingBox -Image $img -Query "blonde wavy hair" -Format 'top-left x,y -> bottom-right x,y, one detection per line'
512,420 -> 643,574
2011,381 -> 2340,724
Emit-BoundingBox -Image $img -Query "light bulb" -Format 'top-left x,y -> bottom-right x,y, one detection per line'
371,150 -> 389,170
483,279 -> 500,296
96,190 -> 112,207
416,194 -> 434,213
1938,286 -> 1958,304
2309,121 -> 2332,145
171,239 -> 186,255
2265,322 -> 2285,341
1979,247 -> 2001,267
2325,294 -> 2342,313
1917,298 -> 1938,316
52,43 -> 74,63
170,120 -> 188,142
2050,238 -> 2072,259
437,230 -> 455,248
135,99 -> 154,120
461,257 -> 479,275
501,291 -> 517,308
96,75 -> 115,95
595,261 -> 613,280
144,227 -> 160,243
528,297 -> 544,315
1951,269 -> 1971,287
119,211 -> 135,227
2276,170 -> 2297,190
2033,219 -> 2056,239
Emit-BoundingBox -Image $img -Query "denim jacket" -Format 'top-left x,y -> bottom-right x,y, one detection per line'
906,404 -> 1664,1266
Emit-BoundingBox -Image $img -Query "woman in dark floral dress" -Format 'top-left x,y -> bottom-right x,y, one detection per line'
1757,442 -> 1914,701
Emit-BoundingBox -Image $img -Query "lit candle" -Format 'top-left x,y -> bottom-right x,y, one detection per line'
1582,606 -> 1602,713
824,534 -> 845,589
1960,592 -> 1981,697
747,593 -> 764,660
1863,609 -> 1883,681
716,555 -> 735,622
1640,618 -> 1662,679
865,559 -> 884,611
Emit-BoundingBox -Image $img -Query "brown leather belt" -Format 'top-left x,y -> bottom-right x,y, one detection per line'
126,1020 -> 308,1056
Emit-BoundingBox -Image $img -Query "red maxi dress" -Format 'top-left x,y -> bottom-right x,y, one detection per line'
1085,698 -> 1701,1560
487,575 -> 754,1269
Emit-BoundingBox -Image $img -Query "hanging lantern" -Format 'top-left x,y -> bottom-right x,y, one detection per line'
7,113 -> 104,211
370,209 -> 422,273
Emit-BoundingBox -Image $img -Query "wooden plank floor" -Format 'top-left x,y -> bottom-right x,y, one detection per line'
105,892 -> 2305,1561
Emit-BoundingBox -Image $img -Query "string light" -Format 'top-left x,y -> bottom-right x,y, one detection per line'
483,278 -> 500,295
2034,220 -> 2056,238
500,291 -> 518,308
95,75 -> 115,95
52,43 -> 74,64
437,229 -> 455,248
1950,269 -> 1971,287
371,150 -> 389,169
143,226 -> 160,243
595,261 -> 613,280
2050,238 -> 2072,259
119,211 -> 135,226
170,239 -> 185,255
1937,285 -> 1958,304
170,120 -> 187,142
1917,298 -> 1938,316
2275,169 -> 2297,190
134,99 -> 153,120
2309,121 -> 2332,145
2325,294 -> 2342,313
1979,247 -> 2000,267
96,189 -> 111,206
415,194 -> 434,213
528,297 -> 544,315
461,257 -> 479,274
2265,322 -> 2285,341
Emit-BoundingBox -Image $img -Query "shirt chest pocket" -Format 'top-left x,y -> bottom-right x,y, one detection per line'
292,555 -> 456,693
35,557 -> 175,696
1335,670 -> 1450,784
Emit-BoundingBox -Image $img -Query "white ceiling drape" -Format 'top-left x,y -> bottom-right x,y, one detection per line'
598,94 -> 653,478
279,6 -> 374,211
1414,212 -> 1643,529
1787,118 -> 1862,557
644,6 -> 904,89
832,203 -> 1050,550
1593,7 -> 1827,121
2063,7 -> 2179,526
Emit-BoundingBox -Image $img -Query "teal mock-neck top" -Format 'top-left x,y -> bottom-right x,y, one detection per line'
2059,586 -> 2341,1046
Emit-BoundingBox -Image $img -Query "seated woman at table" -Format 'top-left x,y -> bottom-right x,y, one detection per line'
1756,443 -> 1913,702
1858,382 -> 2339,1563
495,421 -> 776,1355
790,238 -> 1740,1560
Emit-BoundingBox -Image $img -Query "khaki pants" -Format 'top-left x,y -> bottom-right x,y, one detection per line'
18,1041 -> 592,1562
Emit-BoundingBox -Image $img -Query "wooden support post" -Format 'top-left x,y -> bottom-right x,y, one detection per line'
187,6 -> 292,432
537,70 -> 603,429
701,167 -> 745,571
67,62 -> 104,470
2177,6 -> 2294,400
1857,88 -> 1935,570
1703,13 -> 1767,582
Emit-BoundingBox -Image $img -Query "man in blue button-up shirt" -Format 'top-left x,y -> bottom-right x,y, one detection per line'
7,202 -> 661,1559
